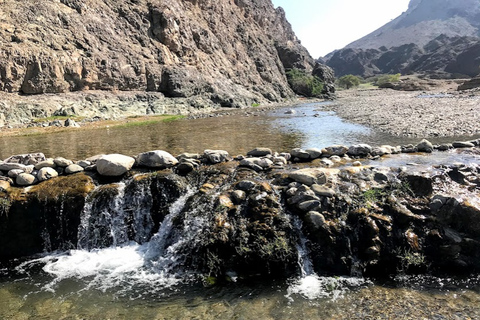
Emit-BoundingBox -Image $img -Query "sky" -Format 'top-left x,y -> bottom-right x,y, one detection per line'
271,0 -> 411,58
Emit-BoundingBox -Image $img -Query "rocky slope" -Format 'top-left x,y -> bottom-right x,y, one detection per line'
326,0 -> 480,78
0,0 -> 329,125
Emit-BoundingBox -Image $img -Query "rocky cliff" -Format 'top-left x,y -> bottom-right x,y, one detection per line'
0,0 -> 322,121
326,0 -> 480,78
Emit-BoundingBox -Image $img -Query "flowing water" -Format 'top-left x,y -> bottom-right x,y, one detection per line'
1,102 -> 480,319
1,101 -> 463,160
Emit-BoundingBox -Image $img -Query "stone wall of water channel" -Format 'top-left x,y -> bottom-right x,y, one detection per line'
0,139 -> 479,284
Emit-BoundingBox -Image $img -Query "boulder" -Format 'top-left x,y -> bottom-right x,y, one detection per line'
3,153 -> 46,165
76,160 -> 92,168
16,173 -> 36,186
34,159 -> 56,170
239,158 -> 273,171
65,118 -> 80,127
0,162 -> 26,171
322,145 -> 348,157
305,148 -> 323,159
65,164 -> 84,174
290,148 -> 310,160
287,168 -> 328,186
305,211 -> 327,230
247,148 -> 273,157
204,150 -> 230,164
96,154 -> 135,176
54,157 -> 74,167
37,167 -> 59,182
136,150 -> 178,168
311,184 -> 335,197
348,144 -> 373,157
416,139 -> 434,153
8,169 -> 24,178
452,141 -> 475,148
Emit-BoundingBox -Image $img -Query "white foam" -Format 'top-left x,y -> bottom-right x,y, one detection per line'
286,274 -> 371,301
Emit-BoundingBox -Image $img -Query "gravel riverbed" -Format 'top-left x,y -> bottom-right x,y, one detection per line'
328,88 -> 480,138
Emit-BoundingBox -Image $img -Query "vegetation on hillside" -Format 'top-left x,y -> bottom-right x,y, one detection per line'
286,69 -> 324,98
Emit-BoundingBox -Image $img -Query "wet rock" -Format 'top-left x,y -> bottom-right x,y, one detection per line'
322,145 -> 348,157
76,160 -> 91,168
247,148 -> 272,157
236,180 -> 256,191
65,164 -> 84,174
353,161 -> 362,167
204,149 -> 230,164
348,144 -> 372,157
290,148 -> 310,160
34,159 -> 56,170
54,157 -> 73,167
96,154 -> 135,176
176,159 -> 199,174
37,167 -> 59,182
311,184 -> 335,197
287,168 -> 328,186
305,148 -> 323,159
371,146 -> 391,157
401,144 -> 417,153
298,200 -> 321,212
417,139 -> 434,153
16,173 -> 36,186
402,172 -> 433,196
218,195 -> 235,209
452,141 -> 475,148
437,144 -> 453,151
231,190 -> 246,204
305,211 -> 326,229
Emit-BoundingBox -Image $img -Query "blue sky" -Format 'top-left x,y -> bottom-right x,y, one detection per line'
271,0 -> 410,58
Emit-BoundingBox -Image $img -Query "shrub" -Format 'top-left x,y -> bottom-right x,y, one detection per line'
375,73 -> 401,87
286,69 -> 324,98
337,74 -> 362,89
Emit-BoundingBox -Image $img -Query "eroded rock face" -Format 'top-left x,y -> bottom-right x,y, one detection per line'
0,0 -> 317,109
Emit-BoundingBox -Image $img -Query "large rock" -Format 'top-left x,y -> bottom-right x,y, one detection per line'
135,150 -> 178,168
37,167 -> 59,182
287,168 -> 328,186
96,154 -> 135,176
16,173 -> 36,186
417,139 -> 434,153
204,150 -> 230,164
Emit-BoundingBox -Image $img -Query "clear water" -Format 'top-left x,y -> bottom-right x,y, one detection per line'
0,102 -> 440,160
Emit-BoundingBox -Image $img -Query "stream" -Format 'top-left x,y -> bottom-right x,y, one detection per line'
1,102 -> 480,319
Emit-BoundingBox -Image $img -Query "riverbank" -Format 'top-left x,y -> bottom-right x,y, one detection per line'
329,88 -> 480,138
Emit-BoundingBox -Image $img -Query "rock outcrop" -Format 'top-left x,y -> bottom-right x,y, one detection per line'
0,0 -> 329,125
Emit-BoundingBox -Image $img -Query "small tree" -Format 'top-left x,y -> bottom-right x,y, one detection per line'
376,73 -> 401,87
338,74 -> 361,89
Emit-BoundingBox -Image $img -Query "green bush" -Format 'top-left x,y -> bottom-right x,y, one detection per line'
286,69 -> 324,98
375,73 -> 401,87
337,74 -> 362,89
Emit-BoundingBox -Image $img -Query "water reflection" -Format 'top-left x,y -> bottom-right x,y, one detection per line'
0,102 -> 477,160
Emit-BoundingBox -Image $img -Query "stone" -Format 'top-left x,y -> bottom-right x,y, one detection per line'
54,157 -> 74,167
236,180 -> 257,191
416,139 -> 434,153
204,150 -> 230,164
437,144 -> 453,151
8,169 -> 24,178
76,160 -> 91,168
352,161 -> 362,167
16,173 -> 36,186
65,118 -> 80,127
452,141 -> 475,148
65,164 -> 84,174
287,168 -> 327,186
247,148 -> 272,157
218,195 -> 235,209
34,159 -> 56,170
85,154 -> 105,163
305,148 -> 323,159
348,144 -> 372,157
319,159 -> 334,167
0,162 -> 26,171
311,184 -> 335,197
3,153 -> 46,165
371,146 -> 391,157
240,158 -> 273,171
290,148 -> 310,160
298,200 -> 321,212
322,145 -> 348,157
305,211 -> 326,229
37,167 -> 59,182
136,150 -> 178,168
177,153 -> 201,160
401,145 -> 417,153
96,154 -> 135,176
231,190 -> 246,204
